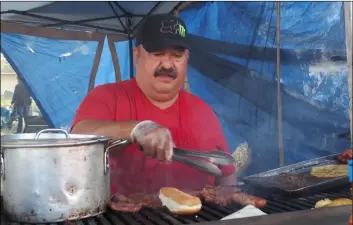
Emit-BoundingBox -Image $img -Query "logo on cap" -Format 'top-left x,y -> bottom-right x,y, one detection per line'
179,24 -> 186,37
160,20 -> 186,37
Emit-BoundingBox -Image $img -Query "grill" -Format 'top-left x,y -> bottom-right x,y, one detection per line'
1,186 -> 351,225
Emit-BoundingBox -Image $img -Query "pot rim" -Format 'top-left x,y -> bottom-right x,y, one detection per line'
1,129 -> 111,148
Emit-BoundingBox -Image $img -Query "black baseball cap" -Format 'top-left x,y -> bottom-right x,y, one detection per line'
135,14 -> 190,53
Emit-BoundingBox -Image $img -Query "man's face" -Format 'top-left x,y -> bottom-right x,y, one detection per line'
134,45 -> 189,101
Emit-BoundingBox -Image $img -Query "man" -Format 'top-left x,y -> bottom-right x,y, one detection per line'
71,14 -> 236,195
10,76 -> 32,133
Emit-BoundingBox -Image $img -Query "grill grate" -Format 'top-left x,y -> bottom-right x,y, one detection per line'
2,187 -> 351,225
260,187 -> 352,214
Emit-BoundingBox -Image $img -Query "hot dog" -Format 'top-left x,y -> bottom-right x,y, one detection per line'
231,192 -> 267,208
338,149 -> 352,164
200,185 -> 267,208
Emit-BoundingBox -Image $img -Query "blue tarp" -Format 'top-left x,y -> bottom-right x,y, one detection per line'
179,2 -> 350,175
1,2 -> 350,176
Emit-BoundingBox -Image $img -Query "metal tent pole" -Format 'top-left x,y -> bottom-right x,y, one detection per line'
276,2 -> 284,167
129,36 -> 134,79
343,2 -> 353,147
127,17 -> 134,79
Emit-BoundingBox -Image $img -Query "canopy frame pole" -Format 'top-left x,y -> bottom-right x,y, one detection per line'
344,2 -> 353,147
108,2 -> 128,32
173,2 -> 194,93
276,2 -> 284,166
39,15 -> 144,28
1,10 -> 125,34
128,36 -> 134,79
127,16 -> 134,79
88,38 -> 105,91
107,35 -> 122,82
132,2 -> 162,32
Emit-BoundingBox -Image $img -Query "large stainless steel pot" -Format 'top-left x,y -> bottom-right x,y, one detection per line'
0,129 -> 128,223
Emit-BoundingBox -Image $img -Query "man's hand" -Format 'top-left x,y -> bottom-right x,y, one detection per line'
130,120 -> 174,161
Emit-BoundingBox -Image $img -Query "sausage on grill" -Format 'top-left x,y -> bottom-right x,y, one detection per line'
200,185 -> 266,208
203,191 -> 267,208
231,192 -> 267,208
338,149 -> 352,164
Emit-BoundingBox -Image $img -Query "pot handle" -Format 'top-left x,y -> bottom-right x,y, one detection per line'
104,139 -> 129,174
1,152 -> 4,180
34,129 -> 69,140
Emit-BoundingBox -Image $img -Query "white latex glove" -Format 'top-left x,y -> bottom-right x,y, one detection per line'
130,120 -> 174,161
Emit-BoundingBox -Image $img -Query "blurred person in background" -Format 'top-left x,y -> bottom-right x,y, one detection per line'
10,76 -> 32,133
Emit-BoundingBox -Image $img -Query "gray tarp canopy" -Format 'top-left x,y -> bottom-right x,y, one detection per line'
0,1 -> 191,78
0,1 -> 189,36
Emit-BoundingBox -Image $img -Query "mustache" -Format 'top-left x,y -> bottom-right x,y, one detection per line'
154,68 -> 177,78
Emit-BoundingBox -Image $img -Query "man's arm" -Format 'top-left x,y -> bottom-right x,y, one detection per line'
70,85 -> 138,141
72,85 -> 175,161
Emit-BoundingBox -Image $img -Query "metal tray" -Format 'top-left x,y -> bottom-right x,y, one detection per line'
243,154 -> 350,195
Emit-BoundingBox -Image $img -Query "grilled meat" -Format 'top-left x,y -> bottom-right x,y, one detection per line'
338,149 -> 352,164
201,185 -> 267,208
109,201 -> 143,213
110,193 -> 161,212
231,192 -> 267,208
109,189 -> 203,212
112,194 -> 136,203
201,185 -> 240,206
128,193 -> 162,208
109,185 -> 267,213
109,194 -> 144,213
255,174 -> 324,190
275,174 -> 309,188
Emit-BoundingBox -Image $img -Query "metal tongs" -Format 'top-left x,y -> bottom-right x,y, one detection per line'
171,148 -> 235,177
136,143 -> 235,177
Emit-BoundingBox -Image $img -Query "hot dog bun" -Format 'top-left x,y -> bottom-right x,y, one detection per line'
315,198 -> 352,208
314,199 -> 332,208
325,198 -> 352,207
159,187 -> 202,215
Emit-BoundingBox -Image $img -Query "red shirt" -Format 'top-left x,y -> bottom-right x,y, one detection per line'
72,79 -> 235,195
